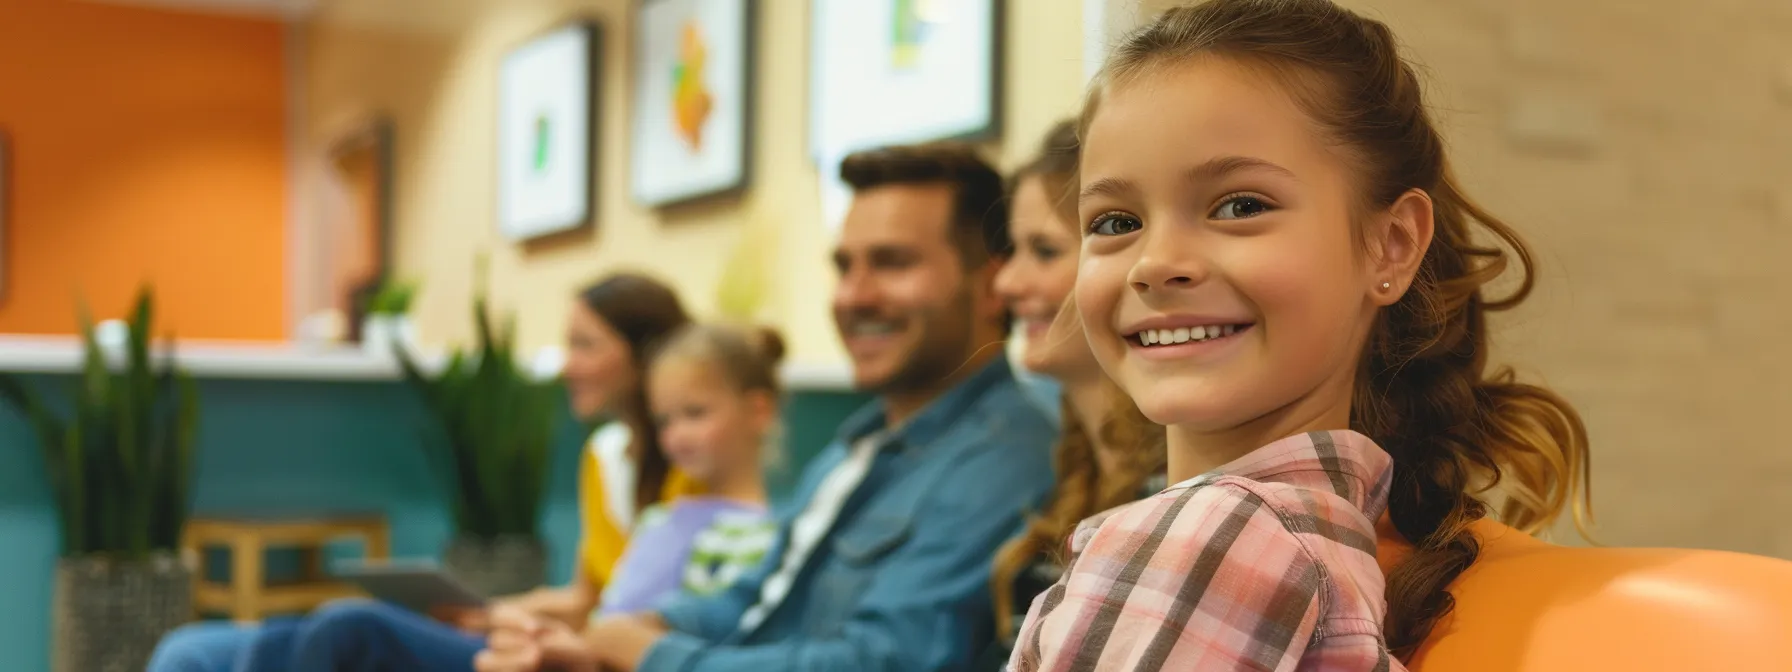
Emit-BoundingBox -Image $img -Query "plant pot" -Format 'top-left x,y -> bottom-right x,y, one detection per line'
442,535 -> 546,598
52,552 -> 193,672
362,314 -> 417,355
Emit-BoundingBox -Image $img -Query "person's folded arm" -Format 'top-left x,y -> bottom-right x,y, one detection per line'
640,436 -> 1052,672
650,529 -> 788,642
651,441 -> 842,644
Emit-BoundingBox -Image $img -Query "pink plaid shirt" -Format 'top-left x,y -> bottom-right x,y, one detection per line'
1009,430 -> 1402,671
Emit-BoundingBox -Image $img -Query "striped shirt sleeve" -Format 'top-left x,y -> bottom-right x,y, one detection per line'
1010,480 -> 1342,672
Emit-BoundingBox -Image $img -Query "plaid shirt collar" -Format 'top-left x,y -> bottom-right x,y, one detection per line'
1189,429 -> 1393,516
1025,430 -> 1405,672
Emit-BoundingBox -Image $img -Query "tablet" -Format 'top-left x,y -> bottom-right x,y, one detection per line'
334,558 -> 488,614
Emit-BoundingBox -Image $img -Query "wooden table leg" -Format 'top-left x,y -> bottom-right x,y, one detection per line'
299,545 -> 326,583
182,525 -> 204,618
363,522 -> 391,561
230,531 -> 264,624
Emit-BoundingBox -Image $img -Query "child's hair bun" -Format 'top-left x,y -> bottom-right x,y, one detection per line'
754,326 -> 787,366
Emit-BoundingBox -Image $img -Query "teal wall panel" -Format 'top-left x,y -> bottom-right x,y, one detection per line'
0,372 -> 867,672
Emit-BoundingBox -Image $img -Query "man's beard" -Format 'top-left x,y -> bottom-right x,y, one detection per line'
866,288 -> 977,397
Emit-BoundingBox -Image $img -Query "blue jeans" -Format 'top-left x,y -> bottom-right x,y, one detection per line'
247,599 -> 484,671
147,601 -> 482,672
147,620 -> 296,672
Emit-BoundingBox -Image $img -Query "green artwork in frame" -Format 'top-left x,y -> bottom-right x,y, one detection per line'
497,21 -> 598,242
532,115 -> 552,174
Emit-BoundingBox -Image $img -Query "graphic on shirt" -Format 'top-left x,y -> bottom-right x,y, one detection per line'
595,497 -> 774,621
684,510 -> 776,596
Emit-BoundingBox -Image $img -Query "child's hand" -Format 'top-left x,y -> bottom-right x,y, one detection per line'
475,605 -> 599,672
428,604 -> 491,633
583,614 -> 670,671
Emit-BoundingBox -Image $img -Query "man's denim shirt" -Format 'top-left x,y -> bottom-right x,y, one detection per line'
643,357 -> 1058,672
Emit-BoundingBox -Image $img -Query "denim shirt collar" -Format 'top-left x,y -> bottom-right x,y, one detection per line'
834,356 -> 1016,453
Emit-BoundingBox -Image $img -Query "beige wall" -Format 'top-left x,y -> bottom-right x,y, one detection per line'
301,0 -> 1083,368
1322,0 -> 1792,554
305,0 -> 1792,554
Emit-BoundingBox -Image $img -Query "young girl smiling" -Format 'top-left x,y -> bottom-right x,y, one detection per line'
471,323 -> 785,672
1011,0 -> 1590,669
596,323 -> 784,617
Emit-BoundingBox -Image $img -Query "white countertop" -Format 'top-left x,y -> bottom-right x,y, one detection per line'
0,335 -> 856,390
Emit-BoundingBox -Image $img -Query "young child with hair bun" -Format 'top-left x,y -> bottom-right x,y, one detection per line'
598,323 -> 789,617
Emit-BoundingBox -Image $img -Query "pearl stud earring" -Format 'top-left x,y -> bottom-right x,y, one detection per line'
1381,282 -> 1391,290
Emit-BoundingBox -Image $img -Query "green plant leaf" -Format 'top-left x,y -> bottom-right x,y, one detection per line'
166,372 -> 199,552
368,278 -> 419,315
30,287 -> 202,558
116,376 -> 145,558
146,331 -> 176,550
472,297 -> 496,355
0,374 -> 75,551
73,304 -> 118,555
395,287 -> 554,540
63,422 -> 87,556
75,302 -> 108,404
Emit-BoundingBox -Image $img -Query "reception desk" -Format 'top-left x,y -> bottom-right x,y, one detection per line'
0,336 -> 864,672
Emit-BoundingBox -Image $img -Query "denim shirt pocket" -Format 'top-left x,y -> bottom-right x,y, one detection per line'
803,514 -> 913,636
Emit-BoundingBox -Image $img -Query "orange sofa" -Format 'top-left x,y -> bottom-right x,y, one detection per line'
1381,518 -> 1792,670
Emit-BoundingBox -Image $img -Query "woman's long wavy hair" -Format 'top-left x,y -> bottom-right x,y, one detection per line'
988,119 -> 1168,641
579,273 -> 692,513
990,388 -> 1165,640
1088,0 -> 1593,660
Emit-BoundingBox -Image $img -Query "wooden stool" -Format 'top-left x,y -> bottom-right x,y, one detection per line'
183,515 -> 390,622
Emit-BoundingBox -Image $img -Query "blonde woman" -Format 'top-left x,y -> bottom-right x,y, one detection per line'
981,120 -> 1166,669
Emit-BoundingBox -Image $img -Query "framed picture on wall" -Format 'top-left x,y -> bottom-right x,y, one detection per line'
808,0 -> 1002,161
324,117 -> 396,342
630,0 -> 754,208
497,21 -> 599,242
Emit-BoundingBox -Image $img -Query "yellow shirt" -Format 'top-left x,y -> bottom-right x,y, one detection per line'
578,423 -> 703,588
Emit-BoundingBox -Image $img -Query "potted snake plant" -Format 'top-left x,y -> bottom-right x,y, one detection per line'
394,290 -> 556,597
0,287 -> 199,672
361,277 -> 419,355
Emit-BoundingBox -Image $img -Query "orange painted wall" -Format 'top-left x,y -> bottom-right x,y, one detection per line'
0,0 -> 287,340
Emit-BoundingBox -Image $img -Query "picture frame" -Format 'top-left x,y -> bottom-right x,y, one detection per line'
323,117 -> 397,341
630,0 -> 755,208
808,0 -> 1003,161
497,20 -> 600,242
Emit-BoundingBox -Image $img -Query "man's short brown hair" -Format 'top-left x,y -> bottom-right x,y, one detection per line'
839,143 -> 1009,268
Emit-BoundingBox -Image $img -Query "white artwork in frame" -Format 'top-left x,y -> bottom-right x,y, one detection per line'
630,0 -> 753,207
808,0 -> 1000,161
498,21 -> 598,241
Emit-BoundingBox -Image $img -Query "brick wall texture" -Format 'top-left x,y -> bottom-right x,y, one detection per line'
1136,0 -> 1792,554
